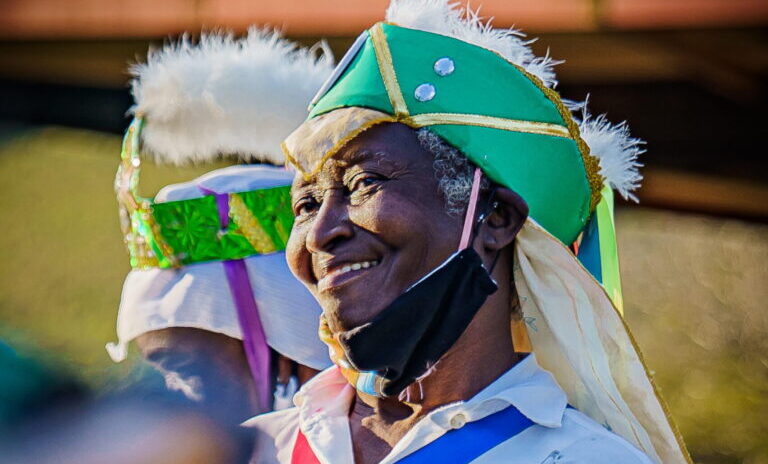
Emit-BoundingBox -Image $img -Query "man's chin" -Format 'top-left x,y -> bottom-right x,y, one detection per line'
323,279 -> 414,330
324,302 -> 386,332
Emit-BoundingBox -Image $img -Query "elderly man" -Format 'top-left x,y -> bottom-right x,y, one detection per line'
107,28 -> 333,421
248,1 -> 691,463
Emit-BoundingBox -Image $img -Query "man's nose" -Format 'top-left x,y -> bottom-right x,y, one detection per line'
306,191 -> 354,254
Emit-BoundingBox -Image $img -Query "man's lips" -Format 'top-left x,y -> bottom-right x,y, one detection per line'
316,258 -> 381,292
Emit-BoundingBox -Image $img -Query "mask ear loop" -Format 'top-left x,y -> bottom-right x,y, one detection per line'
458,167 -> 484,250
458,167 -> 502,271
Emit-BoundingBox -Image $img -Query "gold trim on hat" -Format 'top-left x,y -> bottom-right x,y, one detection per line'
409,113 -> 572,139
370,23 -> 410,118
229,193 -> 279,254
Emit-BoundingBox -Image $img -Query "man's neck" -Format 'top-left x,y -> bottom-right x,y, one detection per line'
348,286 -> 520,463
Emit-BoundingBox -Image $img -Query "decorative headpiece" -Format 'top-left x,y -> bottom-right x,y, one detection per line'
281,1 -> 689,461
117,28 -> 333,269
108,28 -> 334,410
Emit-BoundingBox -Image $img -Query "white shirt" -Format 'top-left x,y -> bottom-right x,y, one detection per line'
245,355 -> 654,463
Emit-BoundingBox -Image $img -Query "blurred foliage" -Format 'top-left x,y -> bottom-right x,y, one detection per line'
0,126 -> 227,387
619,209 -> 768,464
0,127 -> 766,462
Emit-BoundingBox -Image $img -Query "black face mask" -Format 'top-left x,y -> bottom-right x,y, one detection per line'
336,246 -> 498,398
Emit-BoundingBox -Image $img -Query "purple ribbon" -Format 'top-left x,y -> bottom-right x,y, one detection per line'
199,186 -> 271,411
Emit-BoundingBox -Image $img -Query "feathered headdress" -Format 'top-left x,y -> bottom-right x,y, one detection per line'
130,28 -> 334,165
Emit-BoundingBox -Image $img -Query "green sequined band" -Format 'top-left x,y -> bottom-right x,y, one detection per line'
123,186 -> 294,269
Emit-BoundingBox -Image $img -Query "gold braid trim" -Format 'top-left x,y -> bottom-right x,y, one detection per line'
284,111 -> 574,181
118,117 -> 178,268
117,120 -> 141,211
408,113 -> 571,138
283,115 -> 399,180
229,193 -> 278,254
370,23 -> 409,118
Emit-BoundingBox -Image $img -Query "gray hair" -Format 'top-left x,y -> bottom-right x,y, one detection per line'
416,128 -> 489,215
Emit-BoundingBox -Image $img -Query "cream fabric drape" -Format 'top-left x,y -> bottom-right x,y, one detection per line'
514,219 -> 690,464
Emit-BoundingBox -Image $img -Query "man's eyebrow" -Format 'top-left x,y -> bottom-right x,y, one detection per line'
337,148 -> 379,167
290,148 -> 398,193
341,149 -> 407,174
291,174 -> 315,193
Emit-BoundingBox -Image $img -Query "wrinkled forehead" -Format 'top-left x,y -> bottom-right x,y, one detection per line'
283,107 -> 397,180
290,148 -> 378,190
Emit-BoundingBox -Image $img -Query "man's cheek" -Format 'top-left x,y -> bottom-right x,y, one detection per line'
286,227 -> 312,284
351,194 -> 411,238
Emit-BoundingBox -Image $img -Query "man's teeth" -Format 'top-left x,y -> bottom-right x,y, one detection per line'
338,260 -> 379,275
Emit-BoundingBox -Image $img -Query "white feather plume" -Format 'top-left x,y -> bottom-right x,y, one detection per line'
574,103 -> 645,201
386,0 -> 560,87
130,28 -> 334,165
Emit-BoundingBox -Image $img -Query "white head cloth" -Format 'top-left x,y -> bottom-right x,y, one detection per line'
514,219 -> 688,463
106,165 -> 331,371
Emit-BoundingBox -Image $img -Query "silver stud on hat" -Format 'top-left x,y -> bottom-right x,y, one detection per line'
434,57 -> 455,76
414,83 -> 436,102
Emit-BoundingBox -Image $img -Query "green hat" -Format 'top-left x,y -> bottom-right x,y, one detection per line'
284,21 -> 641,247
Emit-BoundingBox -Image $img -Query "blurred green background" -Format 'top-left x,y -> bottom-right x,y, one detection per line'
0,127 -> 219,386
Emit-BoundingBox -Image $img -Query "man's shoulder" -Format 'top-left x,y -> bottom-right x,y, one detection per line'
242,407 -> 300,464
556,408 -> 655,463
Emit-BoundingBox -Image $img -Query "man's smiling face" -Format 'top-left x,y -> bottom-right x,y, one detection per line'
287,123 -> 462,332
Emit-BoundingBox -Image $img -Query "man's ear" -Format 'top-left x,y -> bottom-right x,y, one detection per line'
479,187 -> 529,252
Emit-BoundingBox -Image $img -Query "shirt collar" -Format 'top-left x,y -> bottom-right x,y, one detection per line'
461,353 -> 568,428
294,365 -> 355,420
294,353 -> 567,428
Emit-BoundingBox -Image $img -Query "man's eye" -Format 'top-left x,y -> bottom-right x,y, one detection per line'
350,174 -> 383,192
294,197 -> 319,216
